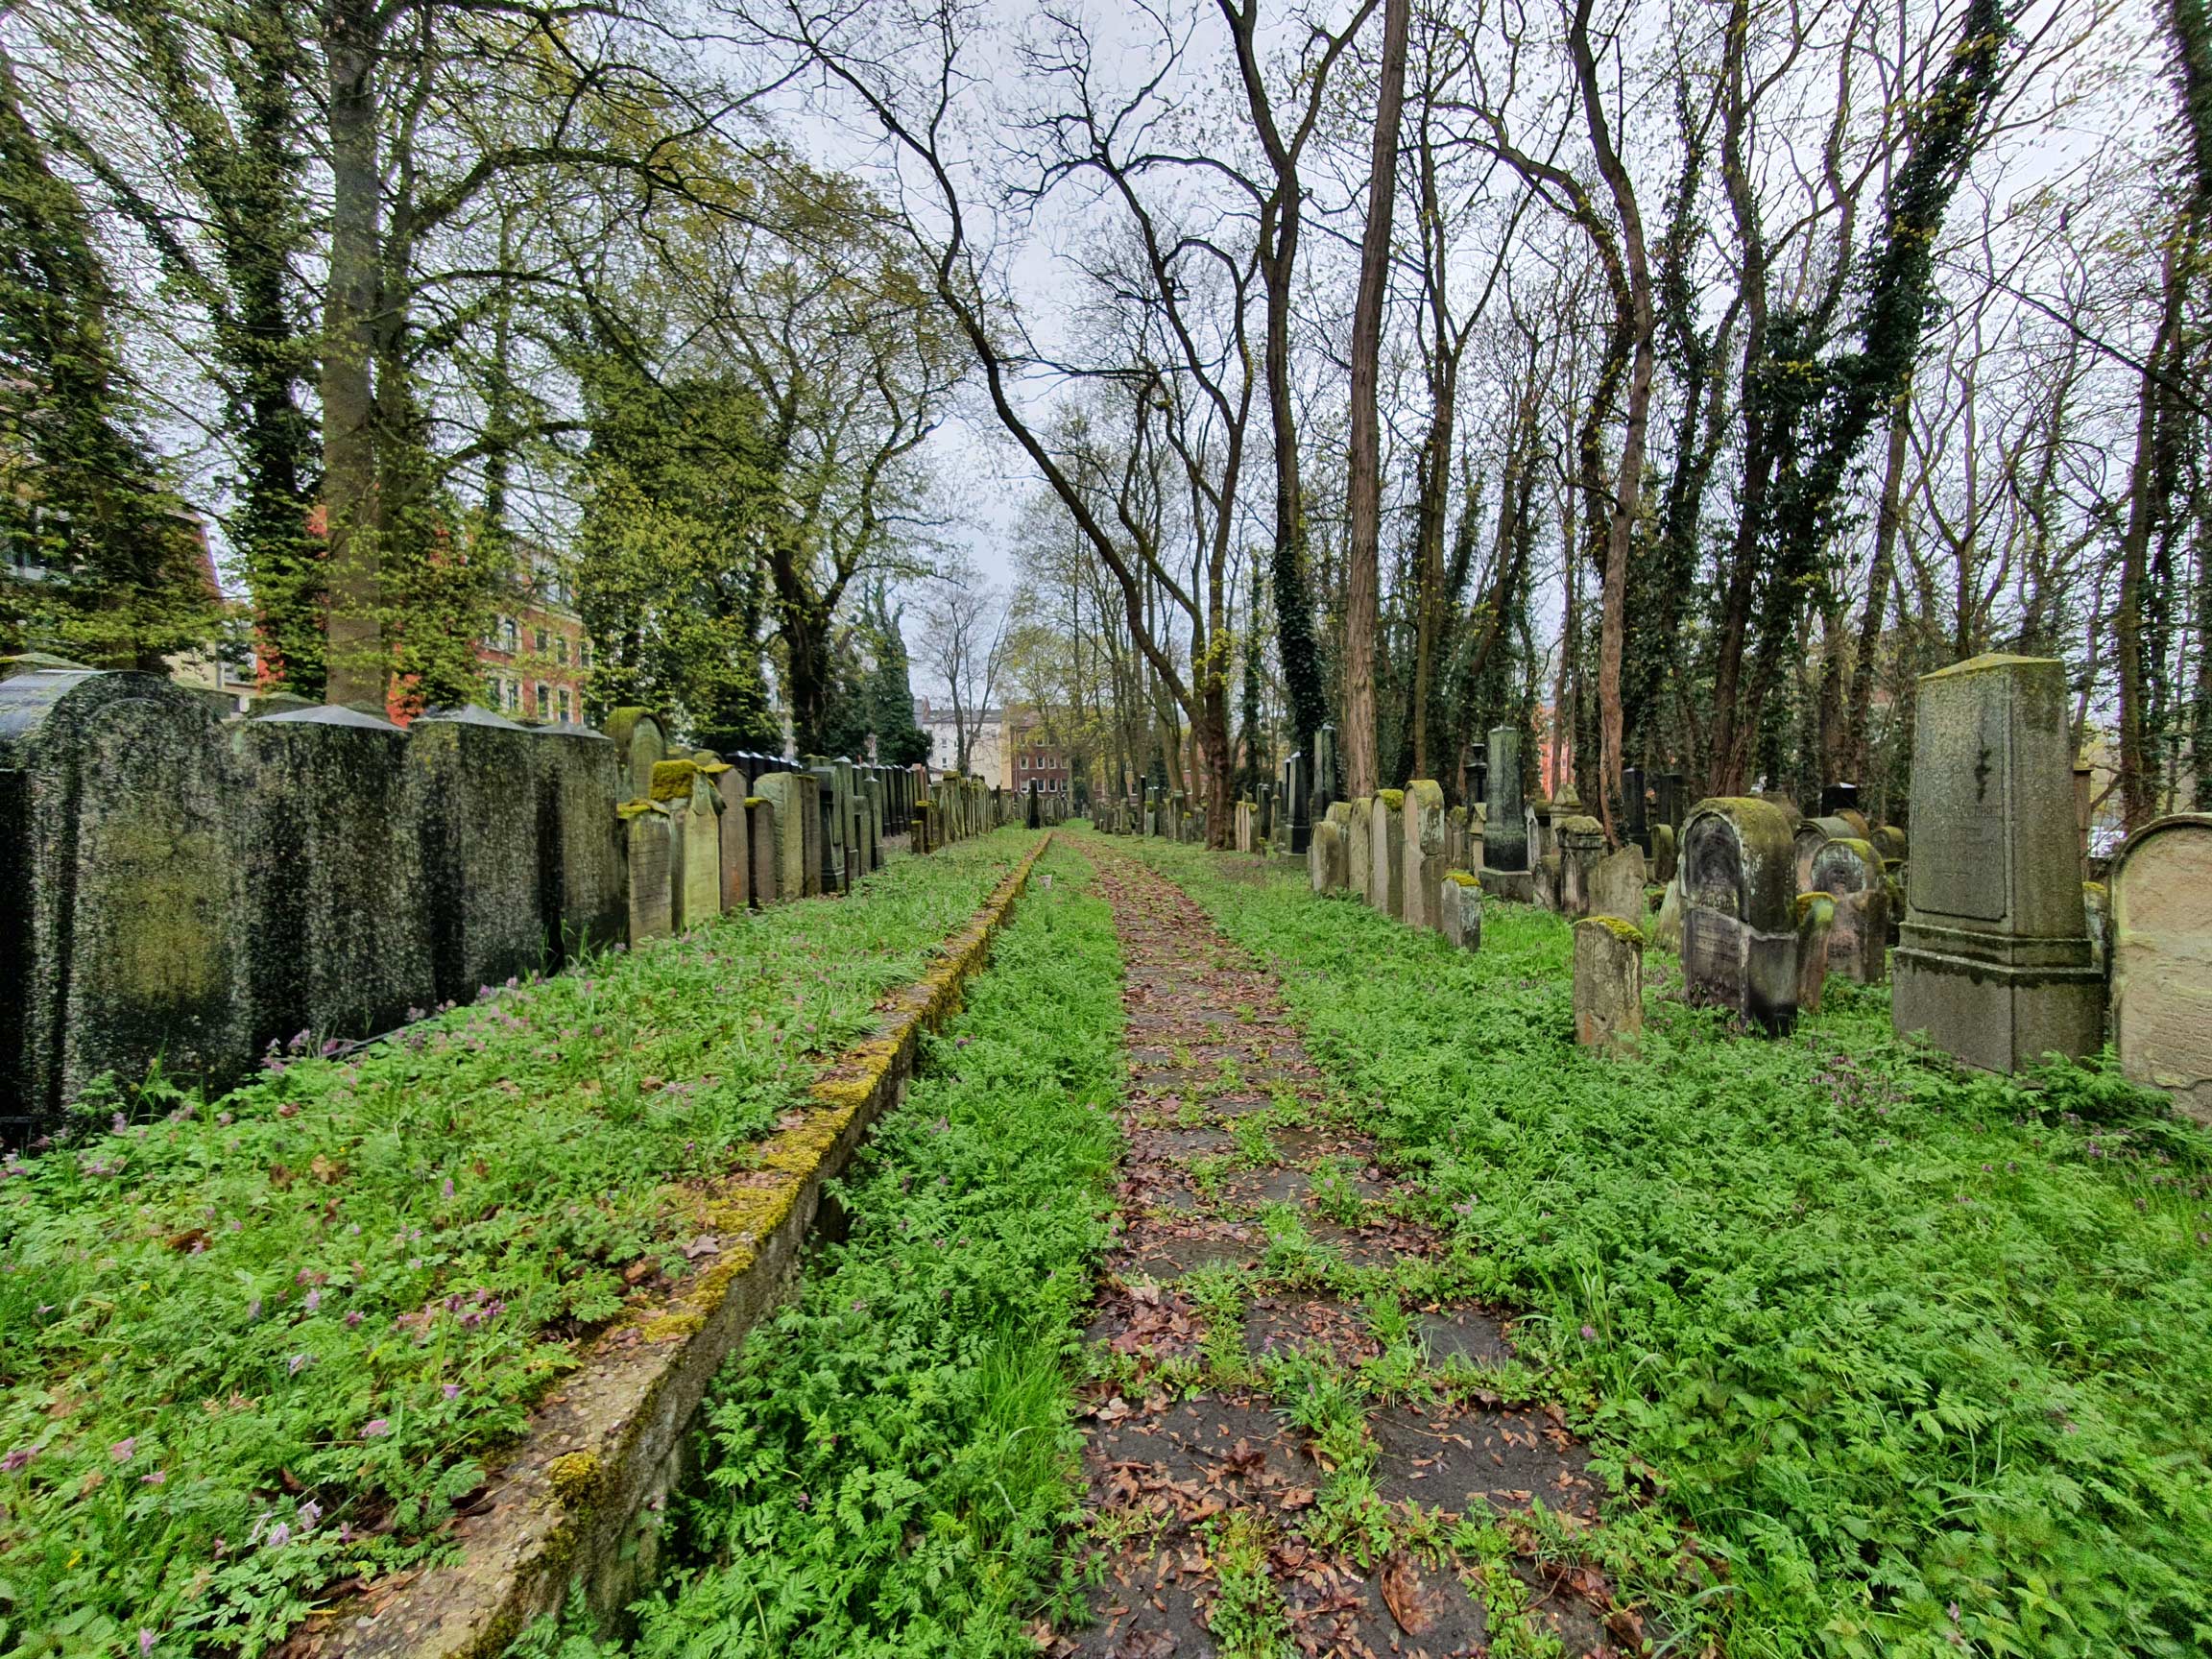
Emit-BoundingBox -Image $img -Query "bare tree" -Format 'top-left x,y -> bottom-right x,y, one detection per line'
915,555 -> 1010,777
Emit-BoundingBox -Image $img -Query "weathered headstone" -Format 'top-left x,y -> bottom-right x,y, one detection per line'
1310,802 -> 1353,894
1650,822 -> 1678,885
411,707 -> 546,1005
1479,727 -> 1532,902
1680,797 -> 1801,1034
1556,815 -> 1606,919
1654,771 -> 1685,833
1808,837 -> 1887,985
1793,814 -> 1862,892
1235,799 -> 1255,854
1369,791 -> 1407,918
752,772 -> 816,902
654,763 -> 722,932
1574,918 -> 1644,1054
1439,871 -> 1482,951
2109,814 -> 2212,1122
240,706 -> 432,1053
602,708 -> 668,799
1587,844 -> 1647,927
1795,893 -> 1838,1014
536,724 -> 628,959
1892,654 -> 2104,1070
1312,725 -> 1341,824
1622,767 -> 1648,853
1349,797 -> 1374,903
708,761 -> 751,911
621,802 -> 674,945
1,670 -> 250,1137
1401,781 -> 1447,930
1284,753 -> 1311,855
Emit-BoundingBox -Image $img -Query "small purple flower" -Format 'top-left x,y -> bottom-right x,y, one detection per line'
110,1436 -> 136,1461
217,1111 -> 232,1126
1,1446 -> 36,1472
140,1631 -> 156,1658
140,1469 -> 165,1484
1579,1325 -> 1598,1342
298,1498 -> 323,1530
265,1521 -> 291,1550
362,1418 -> 391,1440
322,1037 -> 344,1057
288,1354 -> 311,1376
345,1310 -> 364,1328
305,1288 -> 322,1312
444,1382 -> 462,1401
441,1177 -> 455,1200
111,1111 -> 128,1134
247,1298 -> 262,1322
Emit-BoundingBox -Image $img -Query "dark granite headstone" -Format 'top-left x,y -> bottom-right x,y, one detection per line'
1479,726 -> 1531,901
411,707 -> 547,1003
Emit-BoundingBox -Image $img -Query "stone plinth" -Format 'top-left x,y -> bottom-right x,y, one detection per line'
1440,872 -> 1482,950
1891,654 -> 2104,1071
1808,837 -> 1886,985
1574,917 -> 1644,1053
1681,796 -> 1801,1034
1402,781 -> 1446,930
2110,814 -> 2212,1121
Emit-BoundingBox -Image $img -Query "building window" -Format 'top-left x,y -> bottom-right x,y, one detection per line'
558,685 -> 574,723
534,682 -> 552,716
533,626 -> 548,654
553,637 -> 568,667
580,640 -> 593,671
499,678 -> 518,713
500,616 -> 518,651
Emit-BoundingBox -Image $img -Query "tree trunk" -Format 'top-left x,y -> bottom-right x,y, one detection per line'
1840,391 -> 1911,786
320,0 -> 382,708
1342,0 -> 1409,799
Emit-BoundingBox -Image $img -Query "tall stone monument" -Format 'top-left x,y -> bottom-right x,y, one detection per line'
1479,726 -> 1532,902
1891,654 -> 2104,1071
1402,780 -> 1447,930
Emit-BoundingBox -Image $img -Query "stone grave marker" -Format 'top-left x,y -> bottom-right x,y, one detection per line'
1588,844 -> 1647,926
1795,893 -> 1838,1014
411,707 -> 547,1006
753,772 -> 815,901
1680,796 -> 1801,1034
2109,814 -> 2212,1122
708,760 -> 751,911
1370,791 -> 1407,919
1808,837 -> 1887,985
621,801 -> 674,944
1892,654 -> 2104,1071
1574,918 -> 1644,1053
1402,781 -> 1446,930
1556,815 -> 1606,919
1440,871 -> 1482,950
1310,802 -> 1353,894
1793,814 -> 1862,892
603,708 -> 667,799
1650,822 -> 1678,885
1479,726 -> 1533,902
1349,798 -> 1374,904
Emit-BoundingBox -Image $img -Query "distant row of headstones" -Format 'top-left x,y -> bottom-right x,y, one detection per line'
0,662 -> 1057,1145
1094,654 -> 2211,1124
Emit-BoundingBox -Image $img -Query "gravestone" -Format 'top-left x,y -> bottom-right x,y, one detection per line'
1892,654 -> 2104,1071
1648,875 -> 1684,952
1284,754 -> 1311,855
1310,802 -> 1353,894
1650,822 -> 1678,885
654,763 -> 722,932
1479,726 -> 1533,902
240,706 -> 432,1053
1349,797 -> 1375,905
2109,814 -> 2212,1122
753,772 -> 815,902
1574,918 -> 1644,1054
1680,796 -> 1802,1034
1808,837 -> 1887,985
621,802 -> 674,944
1257,782 -> 1274,846
1793,815 -> 1862,892
1795,893 -> 1838,1014
536,724 -> 628,959
1369,792 -> 1407,918
602,709 -> 667,799
1872,824 -> 1908,864
1588,844 -> 1647,926
1439,871 -> 1482,951
1,670 -> 251,1138
1312,725 -> 1341,825
411,707 -> 546,1005
1556,815 -> 1606,919
1622,767 -> 1648,853
1402,780 -> 1447,931
1654,771 -> 1685,832
706,761 -> 751,910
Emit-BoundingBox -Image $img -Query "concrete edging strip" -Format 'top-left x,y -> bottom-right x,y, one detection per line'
313,830 -> 1056,1659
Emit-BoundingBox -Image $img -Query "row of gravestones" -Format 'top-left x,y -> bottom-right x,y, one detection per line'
1120,657 -> 2212,1127
0,664 -> 950,1145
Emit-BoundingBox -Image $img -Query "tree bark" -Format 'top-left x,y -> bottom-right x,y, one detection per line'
320,0 -> 382,708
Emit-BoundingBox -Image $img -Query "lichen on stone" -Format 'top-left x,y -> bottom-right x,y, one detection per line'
548,1451 -> 604,1508
1378,789 -> 1406,809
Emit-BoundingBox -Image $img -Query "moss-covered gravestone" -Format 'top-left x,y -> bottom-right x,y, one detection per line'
1440,870 -> 1482,950
1651,822 -> 1678,885
1402,780 -> 1446,930
410,707 -> 547,1003
2109,814 -> 2212,1122
1479,726 -> 1532,902
1808,837 -> 1886,985
1792,814 -> 1861,892
536,724 -> 628,960
240,705 -> 431,1052
1681,796 -> 1801,1034
1369,791 -> 1407,919
753,772 -> 815,901
2,669 -> 250,1138
603,708 -> 667,799
705,760 -> 750,911
1574,917 -> 1643,1053
1892,654 -> 2104,1071
1588,844 -> 1647,926
1347,798 -> 1373,903
620,801 -> 673,944
1310,802 -> 1352,894
1795,892 -> 1838,1014
653,761 -> 722,932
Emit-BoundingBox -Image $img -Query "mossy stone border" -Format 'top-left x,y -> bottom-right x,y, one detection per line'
315,832 -> 1055,1659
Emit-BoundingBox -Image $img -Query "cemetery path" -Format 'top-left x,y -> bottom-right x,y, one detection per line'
1052,844 -> 1647,1659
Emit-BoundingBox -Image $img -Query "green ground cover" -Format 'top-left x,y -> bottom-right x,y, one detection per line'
1126,838 -> 2212,1659
515,839 -> 1123,1659
0,829 -> 1041,1657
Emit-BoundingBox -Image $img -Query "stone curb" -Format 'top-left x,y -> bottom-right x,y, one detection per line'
311,830 -> 1056,1659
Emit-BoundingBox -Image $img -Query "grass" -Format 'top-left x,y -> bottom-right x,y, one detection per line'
1123,835 -> 2212,1659
513,839 -> 1125,1659
0,829 -> 1042,1657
